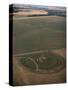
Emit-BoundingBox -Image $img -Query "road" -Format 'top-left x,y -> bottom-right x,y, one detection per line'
13,50 -> 49,57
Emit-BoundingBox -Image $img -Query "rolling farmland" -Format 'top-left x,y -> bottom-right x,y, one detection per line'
13,16 -> 66,54
13,15 -> 66,86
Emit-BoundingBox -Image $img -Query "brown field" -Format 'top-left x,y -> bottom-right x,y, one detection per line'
13,49 -> 66,86
13,10 -> 48,16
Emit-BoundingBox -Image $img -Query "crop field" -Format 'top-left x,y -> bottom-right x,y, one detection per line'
13,16 -> 66,86
13,16 -> 66,54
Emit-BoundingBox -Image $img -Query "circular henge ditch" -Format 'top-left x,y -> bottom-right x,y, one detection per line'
20,51 -> 66,74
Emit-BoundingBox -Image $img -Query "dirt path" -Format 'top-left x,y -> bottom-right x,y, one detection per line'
13,57 -> 30,85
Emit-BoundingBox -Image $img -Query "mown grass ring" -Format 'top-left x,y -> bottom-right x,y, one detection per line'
20,52 -> 65,74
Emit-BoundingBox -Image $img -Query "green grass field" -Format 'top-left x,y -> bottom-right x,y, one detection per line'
13,16 -> 66,54
13,16 -> 66,85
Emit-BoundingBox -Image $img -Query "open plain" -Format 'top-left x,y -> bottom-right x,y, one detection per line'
13,15 -> 66,86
